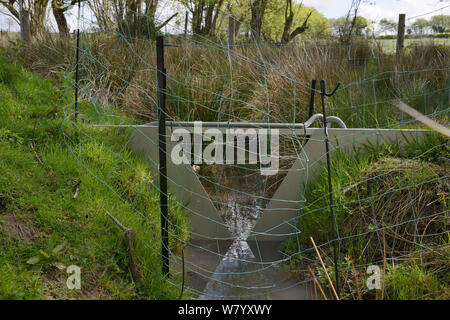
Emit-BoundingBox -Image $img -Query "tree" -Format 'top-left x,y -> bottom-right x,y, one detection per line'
341,0 -> 362,43
52,0 -> 69,37
89,0 -> 114,31
30,0 -> 50,35
330,0 -> 370,44
0,0 -> 50,37
330,16 -> 368,39
378,18 -> 397,35
249,0 -> 268,40
280,0 -> 312,44
113,0 -> 148,37
177,0 -> 225,37
225,0 -> 251,38
411,18 -> 430,35
365,19 -> 375,37
175,0 -> 330,42
51,0 -> 84,37
353,16 -> 368,36
429,15 -> 450,33
262,0 -> 329,42
89,0 -> 178,38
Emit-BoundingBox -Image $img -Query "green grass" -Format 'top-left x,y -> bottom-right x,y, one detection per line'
373,38 -> 450,53
384,259 -> 449,300
0,54 -> 189,299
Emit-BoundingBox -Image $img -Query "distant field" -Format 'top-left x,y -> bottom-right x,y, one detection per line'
2,30 -> 448,52
373,38 -> 450,53
0,32 -> 19,45
0,31 -> 19,37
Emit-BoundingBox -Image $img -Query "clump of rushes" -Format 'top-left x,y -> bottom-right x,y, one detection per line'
5,35 -> 448,129
284,134 -> 449,299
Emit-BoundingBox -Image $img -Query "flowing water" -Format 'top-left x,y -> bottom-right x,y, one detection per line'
173,167 -> 312,300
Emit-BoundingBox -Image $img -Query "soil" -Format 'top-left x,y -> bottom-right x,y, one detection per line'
1,212 -> 39,241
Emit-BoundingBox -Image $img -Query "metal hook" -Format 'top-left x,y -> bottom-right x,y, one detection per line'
320,80 -> 341,97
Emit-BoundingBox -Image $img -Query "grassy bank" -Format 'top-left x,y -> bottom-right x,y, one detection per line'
0,54 -> 189,299
283,133 -> 449,299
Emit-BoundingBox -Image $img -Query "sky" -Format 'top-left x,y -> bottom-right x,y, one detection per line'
0,0 -> 449,33
301,0 -> 449,21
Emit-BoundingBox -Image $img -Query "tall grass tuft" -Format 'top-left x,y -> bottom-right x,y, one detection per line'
3,34 -> 448,129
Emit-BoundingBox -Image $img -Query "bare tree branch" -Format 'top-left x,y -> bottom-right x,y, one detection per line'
280,0 -> 312,44
156,12 -> 178,31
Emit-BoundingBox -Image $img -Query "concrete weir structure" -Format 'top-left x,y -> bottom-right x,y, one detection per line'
128,117 -> 428,242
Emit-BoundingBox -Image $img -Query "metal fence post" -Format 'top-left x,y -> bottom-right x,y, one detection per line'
396,13 -> 406,67
320,79 -> 341,299
156,35 -> 169,277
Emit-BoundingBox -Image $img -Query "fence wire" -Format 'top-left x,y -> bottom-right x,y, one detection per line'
61,4 -> 449,300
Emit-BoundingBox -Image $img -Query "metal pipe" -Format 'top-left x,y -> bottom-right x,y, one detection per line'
144,114 -> 347,130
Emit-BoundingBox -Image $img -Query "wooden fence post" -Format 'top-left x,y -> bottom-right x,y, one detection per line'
228,16 -> 235,48
396,13 -> 406,67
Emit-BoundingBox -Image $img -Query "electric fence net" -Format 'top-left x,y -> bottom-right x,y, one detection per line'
62,3 -> 449,300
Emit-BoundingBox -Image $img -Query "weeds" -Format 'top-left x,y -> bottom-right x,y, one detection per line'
284,133 -> 449,299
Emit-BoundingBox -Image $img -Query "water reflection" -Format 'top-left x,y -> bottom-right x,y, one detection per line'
178,168 -> 311,299
192,199 -> 310,300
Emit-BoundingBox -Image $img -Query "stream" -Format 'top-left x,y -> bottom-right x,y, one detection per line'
174,170 -> 312,300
